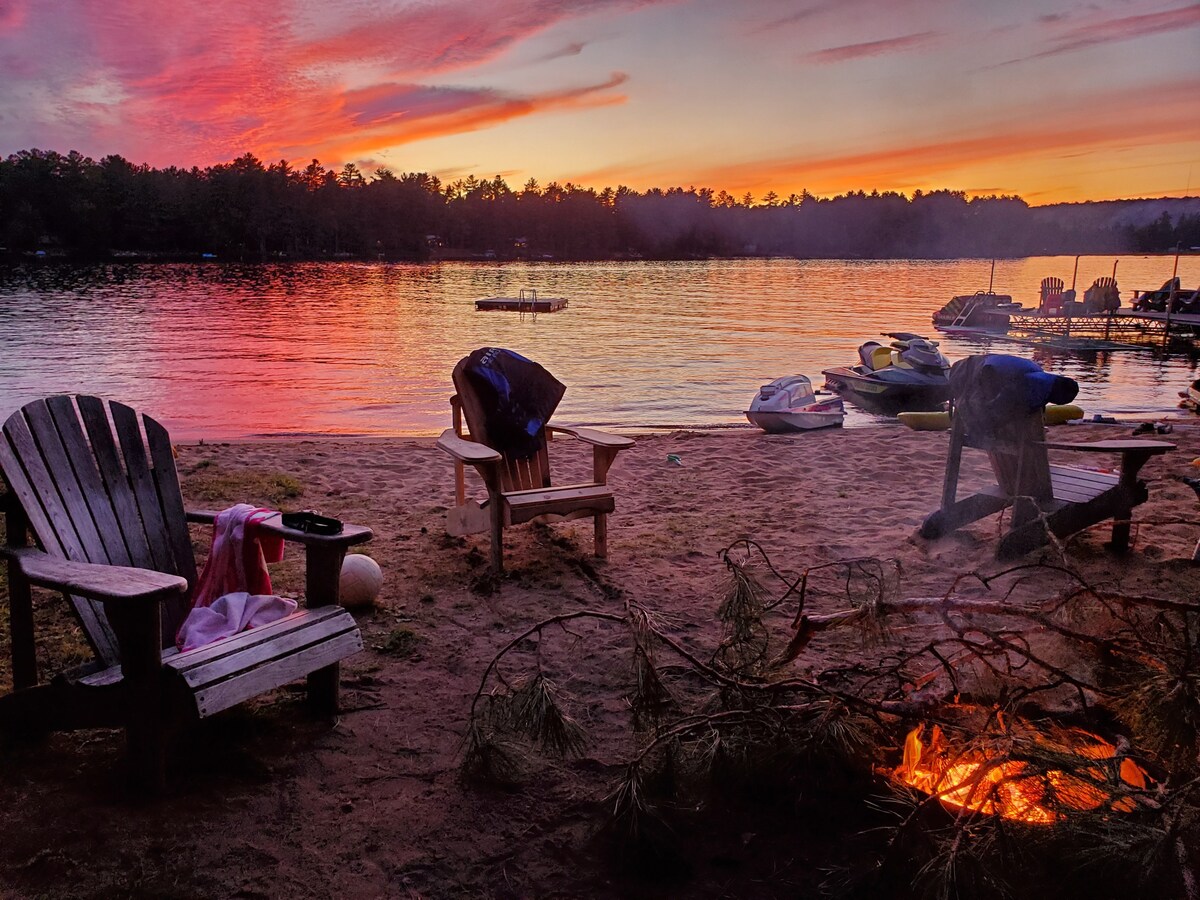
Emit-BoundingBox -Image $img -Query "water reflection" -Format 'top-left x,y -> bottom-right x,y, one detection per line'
0,256 -> 1197,439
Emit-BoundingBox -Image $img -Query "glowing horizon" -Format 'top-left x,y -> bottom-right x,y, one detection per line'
2,0 -> 1198,204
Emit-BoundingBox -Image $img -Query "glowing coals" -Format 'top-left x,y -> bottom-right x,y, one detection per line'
894,723 -> 1149,825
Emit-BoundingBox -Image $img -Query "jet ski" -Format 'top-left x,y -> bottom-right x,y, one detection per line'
746,375 -> 845,433
821,332 -> 952,416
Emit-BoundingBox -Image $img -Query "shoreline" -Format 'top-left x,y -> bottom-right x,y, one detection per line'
172,414 -> 1200,447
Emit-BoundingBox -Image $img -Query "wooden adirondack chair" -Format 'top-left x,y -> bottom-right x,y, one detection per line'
436,352 -> 634,572
1082,276 -> 1120,314
1039,277 -> 1066,316
919,360 -> 1172,559
0,395 -> 372,792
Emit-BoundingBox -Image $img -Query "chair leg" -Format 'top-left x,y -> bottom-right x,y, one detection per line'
307,662 -> 340,716
594,513 -> 608,558
303,544 -> 349,714
489,504 -> 505,573
489,513 -> 504,571
126,711 -> 168,794
110,600 -> 167,794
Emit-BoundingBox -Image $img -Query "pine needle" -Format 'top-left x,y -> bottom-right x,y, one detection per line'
714,555 -> 770,676
508,673 -> 587,758
459,719 -> 524,785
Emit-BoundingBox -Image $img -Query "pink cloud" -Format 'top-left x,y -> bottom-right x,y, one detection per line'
0,0 -> 27,32
1030,4 -> 1200,59
293,0 -> 671,76
805,31 -> 941,64
0,0 -> 659,168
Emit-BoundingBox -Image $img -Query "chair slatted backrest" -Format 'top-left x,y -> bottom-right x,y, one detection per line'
0,396 -> 196,665
951,358 -> 1054,503
1040,277 -> 1065,312
452,357 -> 553,493
1041,277 -> 1065,297
977,413 -> 1054,502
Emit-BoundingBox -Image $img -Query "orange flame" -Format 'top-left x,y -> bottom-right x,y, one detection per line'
894,724 -> 1149,824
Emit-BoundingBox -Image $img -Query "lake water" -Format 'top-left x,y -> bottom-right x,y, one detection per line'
1,256 -> 1197,440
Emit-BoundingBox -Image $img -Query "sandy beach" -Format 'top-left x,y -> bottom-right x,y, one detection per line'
2,422 -> 1200,898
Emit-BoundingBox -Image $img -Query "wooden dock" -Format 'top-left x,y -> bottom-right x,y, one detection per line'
475,290 -> 567,313
1005,309 -> 1200,346
940,307 -> 1200,351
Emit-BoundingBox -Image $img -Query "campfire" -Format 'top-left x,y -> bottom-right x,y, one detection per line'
894,720 -> 1151,825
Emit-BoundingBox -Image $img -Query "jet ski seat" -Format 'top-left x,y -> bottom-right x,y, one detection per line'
858,342 -> 893,371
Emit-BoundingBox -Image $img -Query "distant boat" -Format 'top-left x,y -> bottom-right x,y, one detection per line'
931,290 -> 1019,334
746,375 -> 845,432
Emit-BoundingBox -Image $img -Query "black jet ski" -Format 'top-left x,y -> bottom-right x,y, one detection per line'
821,332 -> 952,415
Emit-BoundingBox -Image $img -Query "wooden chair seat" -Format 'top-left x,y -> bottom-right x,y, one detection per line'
80,605 -> 362,718
504,483 -> 616,524
974,464 -> 1117,507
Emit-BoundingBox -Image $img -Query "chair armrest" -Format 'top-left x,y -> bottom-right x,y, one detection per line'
1041,439 -> 1174,454
0,547 -> 188,603
186,509 -> 373,549
436,428 -> 502,463
547,425 -> 636,450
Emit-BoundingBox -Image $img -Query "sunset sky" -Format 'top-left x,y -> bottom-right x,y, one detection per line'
2,0 -> 1198,204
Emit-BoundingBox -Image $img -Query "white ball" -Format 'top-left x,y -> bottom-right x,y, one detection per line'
339,554 -> 383,608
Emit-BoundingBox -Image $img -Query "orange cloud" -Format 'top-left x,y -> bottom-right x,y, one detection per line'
568,76 -> 1200,201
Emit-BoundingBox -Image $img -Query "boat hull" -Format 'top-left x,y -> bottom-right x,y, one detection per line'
821,366 -> 951,415
745,409 -> 844,433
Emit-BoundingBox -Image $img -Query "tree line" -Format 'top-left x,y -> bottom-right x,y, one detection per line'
1,148 -> 1196,262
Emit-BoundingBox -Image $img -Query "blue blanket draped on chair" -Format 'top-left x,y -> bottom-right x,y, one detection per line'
462,347 -> 566,460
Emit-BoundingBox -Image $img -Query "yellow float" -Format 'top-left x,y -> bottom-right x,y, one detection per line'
898,404 -> 1084,432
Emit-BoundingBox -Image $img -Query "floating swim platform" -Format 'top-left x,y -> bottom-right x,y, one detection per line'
475,293 -> 568,312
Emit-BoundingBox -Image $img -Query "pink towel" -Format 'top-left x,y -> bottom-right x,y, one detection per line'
176,504 -> 292,650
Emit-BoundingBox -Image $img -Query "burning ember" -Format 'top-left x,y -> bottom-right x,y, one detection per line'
895,722 -> 1150,825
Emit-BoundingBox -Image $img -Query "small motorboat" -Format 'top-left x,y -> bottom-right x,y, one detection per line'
821,333 -> 952,416
746,375 -> 845,433
931,290 -> 1020,334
